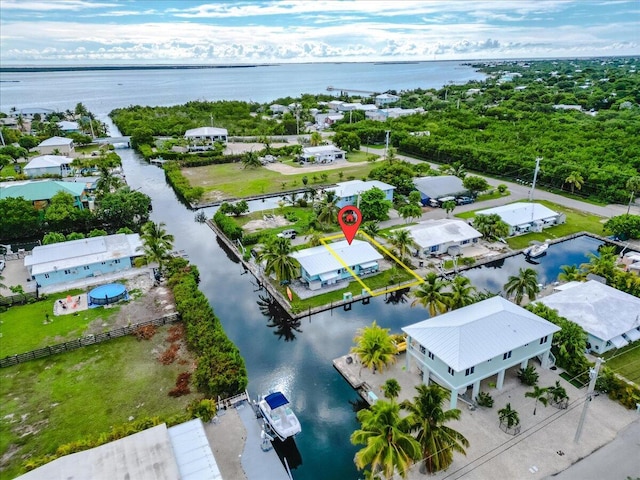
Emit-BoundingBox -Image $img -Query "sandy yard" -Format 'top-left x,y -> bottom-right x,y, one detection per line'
263,158 -> 355,175
243,215 -> 292,233
85,275 -> 176,335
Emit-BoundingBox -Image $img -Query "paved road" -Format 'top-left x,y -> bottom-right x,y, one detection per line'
545,418 -> 640,480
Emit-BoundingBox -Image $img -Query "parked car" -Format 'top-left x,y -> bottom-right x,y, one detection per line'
277,229 -> 297,239
456,196 -> 474,205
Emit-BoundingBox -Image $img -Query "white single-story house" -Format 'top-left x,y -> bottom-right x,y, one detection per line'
536,280 -> 640,354
37,136 -> 75,155
328,100 -> 345,111
57,120 -> 80,133
329,180 -> 395,208
184,127 -> 228,151
270,103 -> 288,114
16,419 -> 221,480
354,104 -> 378,111
365,108 -> 421,122
25,233 -> 143,288
12,107 -> 55,120
474,202 -> 563,236
413,175 -> 466,205
290,240 -> 383,291
337,103 -> 358,111
403,296 -> 561,409
404,219 -> 482,257
300,145 -> 345,164
375,93 -> 400,107
23,155 -> 73,178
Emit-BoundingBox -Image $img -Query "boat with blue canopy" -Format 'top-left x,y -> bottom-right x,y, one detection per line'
258,392 -> 301,441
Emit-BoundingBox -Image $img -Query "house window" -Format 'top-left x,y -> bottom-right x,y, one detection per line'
503,351 -> 512,360
462,239 -> 470,245
540,336 -> 548,344
428,351 -> 435,360
101,262 -> 106,265
465,367 -> 475,376
114,259 -> 120,264
430,245 -> 439,252
64,269 -> 71,275
84,266 -> 90,270
419,345 -> 426,354
447,367 -> 455,376
44,274 -> 50,279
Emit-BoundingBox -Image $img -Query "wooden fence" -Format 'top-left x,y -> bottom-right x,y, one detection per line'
0,313 -> 180,368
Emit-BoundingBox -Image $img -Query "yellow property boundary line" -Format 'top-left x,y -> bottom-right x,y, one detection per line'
319,231 -> 424,297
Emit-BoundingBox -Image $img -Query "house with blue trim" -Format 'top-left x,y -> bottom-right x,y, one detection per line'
290,240 -> 383,291
403,296 -> 560,409
24,155 -> 74,178
25,234 -> 143,288
329,180 -> 395,208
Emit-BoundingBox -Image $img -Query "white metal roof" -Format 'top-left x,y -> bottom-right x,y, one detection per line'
24,155 -> 72,170
302,145 -> 344,155
167,419 -> 222,480
404,219 -> 482,249
184,127 -> 228,137
536,280 -> 640,342
402,296 -> 560,371
475,202 -> 559,227
412,176 -> 465,199
17,423 -> 181,480
330,180 -> 395,199
291,239 -> 383,277
25,234 -> 143,275
17,420 -> 222,480
58,121 -> 79,130
38,136 -> 73,147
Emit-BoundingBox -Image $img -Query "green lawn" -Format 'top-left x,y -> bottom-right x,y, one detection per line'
0,290 -> 121,357
183,162 -> 378,200
455,200 -> 605,250
476,191 -> 510,202
603,343 -> 640,385
0,325 -> 198,479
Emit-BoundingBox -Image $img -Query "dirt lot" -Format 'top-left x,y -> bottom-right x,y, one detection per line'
243,215 -> 292,233
85,275 -> 176,335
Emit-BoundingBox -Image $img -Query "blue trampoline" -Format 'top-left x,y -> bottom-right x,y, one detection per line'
89,283 -> 128,307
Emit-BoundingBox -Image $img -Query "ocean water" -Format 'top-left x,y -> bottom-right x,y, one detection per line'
0,61 -> 485,115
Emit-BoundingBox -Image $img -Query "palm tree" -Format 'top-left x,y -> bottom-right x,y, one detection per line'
557,264 -> 586,282
350,321 -> 397,373
443,161 -> 467,179
581,245 -> 617,281
401,384 -> 469,474
361,221 -> 380,240
95,164 -> 124,197
309,131 -> 322,147
411,273 -> 450,317
472,214 -> 509,240
242,150 -> 261,169
447,276 -> 477,310
503,268 -> 539,305
351,400 -> 421,479
625,175 -> 640,214
546,381 -> 569,409
315,190 -> 339,227
382,378 -> 401,401
442,200 -> 456,218
141,221 -> 174,273
259,237 -> 299,283
388,229 -> 414,260
564,171 -> 584,194
498,403 -> 520,433
525,385 -> 549,415
304,229 -> 323,247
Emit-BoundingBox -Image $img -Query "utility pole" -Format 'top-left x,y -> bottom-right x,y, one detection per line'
385,130 -> 390,161
574,357 -> 603,443
529,157 -> 541,202
210,114 -> 214,127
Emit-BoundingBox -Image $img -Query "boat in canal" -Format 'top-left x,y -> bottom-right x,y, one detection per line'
258,392 -> 302,441
524,240 -> 550,258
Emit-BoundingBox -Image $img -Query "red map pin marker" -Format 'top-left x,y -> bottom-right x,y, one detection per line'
338,206 -> 362,245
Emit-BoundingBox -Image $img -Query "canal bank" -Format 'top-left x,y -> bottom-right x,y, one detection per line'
116,142 -> 636,480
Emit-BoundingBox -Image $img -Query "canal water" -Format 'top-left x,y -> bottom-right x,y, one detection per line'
116,145 -> 605,479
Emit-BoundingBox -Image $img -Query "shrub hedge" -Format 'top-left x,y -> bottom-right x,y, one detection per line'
163,161 -> 204,203
213,211 -> 244,241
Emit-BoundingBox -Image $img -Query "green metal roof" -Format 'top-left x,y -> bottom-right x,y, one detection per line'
0,180 -> 87,201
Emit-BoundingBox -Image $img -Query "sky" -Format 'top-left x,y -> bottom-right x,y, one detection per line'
0,0 -> 638,65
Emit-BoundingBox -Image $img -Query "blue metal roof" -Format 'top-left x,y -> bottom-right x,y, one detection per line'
265,392 -> 289,409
